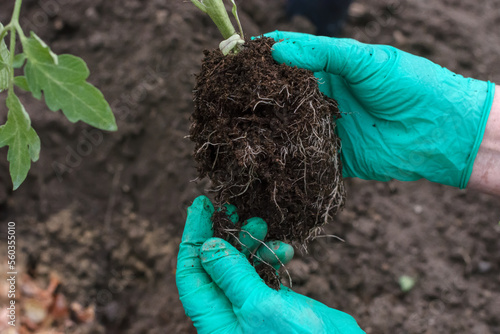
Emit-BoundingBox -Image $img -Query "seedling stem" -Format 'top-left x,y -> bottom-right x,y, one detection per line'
0,0 -> 24,90
190,0 -> 245,55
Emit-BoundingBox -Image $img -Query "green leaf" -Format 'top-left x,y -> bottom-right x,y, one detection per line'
22,32 -> 58,65
190,0 -> 208,13
13,53 -> 26,68
14,76 -> 29,91
230,0 -> 244,39
0,92 -> 41,190
0,25 -> 10,92
22,34 -> 117,131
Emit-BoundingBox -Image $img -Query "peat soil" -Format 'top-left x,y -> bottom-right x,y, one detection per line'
191,37 -> 344,245
0,0 -> 499,333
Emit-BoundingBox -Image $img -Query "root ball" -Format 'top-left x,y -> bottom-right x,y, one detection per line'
190,38 -> 346,245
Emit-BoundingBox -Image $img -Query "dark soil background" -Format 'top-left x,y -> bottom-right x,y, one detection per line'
0,0 -> 499,333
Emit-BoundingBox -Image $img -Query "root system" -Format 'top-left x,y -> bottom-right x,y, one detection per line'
190,37 -> 346,246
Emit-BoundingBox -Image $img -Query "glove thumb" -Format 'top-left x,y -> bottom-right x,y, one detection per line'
201,238 -> 269,309
266,31 -> 393,84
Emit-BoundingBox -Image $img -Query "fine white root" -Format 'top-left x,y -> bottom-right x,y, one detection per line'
191,43 -> 346,247
226,229 -> 293,288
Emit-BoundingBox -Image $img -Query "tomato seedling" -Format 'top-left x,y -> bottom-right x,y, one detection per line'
189,0 -> 345,265
0,0 -> 116,190
191,0 -> 244,55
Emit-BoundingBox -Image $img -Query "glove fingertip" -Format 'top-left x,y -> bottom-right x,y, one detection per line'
239,217 -> 268,256
220,203 -> 239,223
270,40 -> 321,73
258,241 -> 294,267
261,30 -> 282,41
242,217 -> 268,234
189,195 -> 214,215
182,196 -> 215,242
269,40 -> 291,63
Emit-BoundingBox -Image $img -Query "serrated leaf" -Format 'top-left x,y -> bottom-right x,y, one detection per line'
0,25 -> 10,92
14,76 -> 29,91
0,92 -> 41,190
23,35 -> 117,131
13,53 -> 26,68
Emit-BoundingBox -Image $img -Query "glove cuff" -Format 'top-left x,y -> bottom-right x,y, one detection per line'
460,81 -> 495,189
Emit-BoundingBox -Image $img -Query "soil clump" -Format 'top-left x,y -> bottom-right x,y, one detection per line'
190,38 -> 345,246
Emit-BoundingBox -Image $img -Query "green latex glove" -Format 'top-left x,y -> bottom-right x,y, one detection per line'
264,31 -> 495,188
176,196 -> 365,334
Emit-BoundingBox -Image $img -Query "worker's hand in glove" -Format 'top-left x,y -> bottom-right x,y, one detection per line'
176,195 -> 365,334
264,31 -> 495,188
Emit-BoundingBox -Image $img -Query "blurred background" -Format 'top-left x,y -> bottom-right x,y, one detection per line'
0,0 -> 499,333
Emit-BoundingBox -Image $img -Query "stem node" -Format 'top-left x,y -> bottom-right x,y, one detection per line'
190,0 -> 245,55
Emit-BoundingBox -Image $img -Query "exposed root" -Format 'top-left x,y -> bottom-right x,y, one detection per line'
212,209 -> 293,289
190,37 -> 346,247
240,229 -> 293,288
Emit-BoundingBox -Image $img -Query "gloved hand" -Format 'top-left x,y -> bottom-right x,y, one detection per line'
176,195 -> 365,334
264,31 -> 495,188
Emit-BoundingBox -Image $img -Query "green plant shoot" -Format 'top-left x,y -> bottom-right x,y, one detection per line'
0,0 -> 117,190
191,0 -> 245,55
